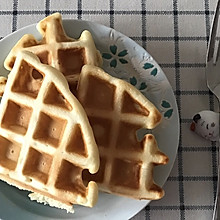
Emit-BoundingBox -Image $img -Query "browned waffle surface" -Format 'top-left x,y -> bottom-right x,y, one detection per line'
0,51 -> 100,213
4,13 -> 102,95
78,65 -> 168,200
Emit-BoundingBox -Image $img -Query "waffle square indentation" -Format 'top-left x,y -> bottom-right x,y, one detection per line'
23,147 -> 52,184
44,82 -> 73,111
0,136 -> 21,170
83,75 -> 116,110
58,48 -> 85,76
33,112 -> 67,148
55,159 -> 86,196
12,60 -> 44,98
36,51 -> 51,65
116,121 -> 143,151
1,100 -> 33,135
66,124 -> 87,157
89,116 -> 112,148
110,158 -> 141,189
121,91 -> 150,116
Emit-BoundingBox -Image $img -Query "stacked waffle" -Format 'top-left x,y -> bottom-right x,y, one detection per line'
0,13 -> 168,213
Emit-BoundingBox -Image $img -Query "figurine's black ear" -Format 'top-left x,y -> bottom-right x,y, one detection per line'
193,114 -> 201,123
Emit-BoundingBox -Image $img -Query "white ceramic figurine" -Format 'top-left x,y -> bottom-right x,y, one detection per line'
191,110 -> 219,141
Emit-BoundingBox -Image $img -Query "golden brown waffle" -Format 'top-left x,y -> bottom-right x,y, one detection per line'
0,77 -> 7,96
78,65 -> 168,200
4,13 -> 102,95
0,51 -> 100,213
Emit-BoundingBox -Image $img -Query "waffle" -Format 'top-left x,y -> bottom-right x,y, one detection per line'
4,13 -> 102,95
78,65 -> 169,200
0,76 -> 7,96
0,51 -> 100,213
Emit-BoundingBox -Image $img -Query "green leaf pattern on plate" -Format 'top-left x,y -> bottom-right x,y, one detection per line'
110,45 -> 117,55
161,100 -> 173,118
102,43 -> 173,119
110,59 -> 117,68
102,45 -> 128,68
143,62 -> 158,76
118,50 -> 128,57
129,76 -> 137,86
102,53 -> 112,59
139,82 -> 147,90
119,58 -> 128,64
151,68 -> 158,76
143,63 -> 154,69
129,76 -> 147,91
161,100 -> 171,108
164,109 -> 173,118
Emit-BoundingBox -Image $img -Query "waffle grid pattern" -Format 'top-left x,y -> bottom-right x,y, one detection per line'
79,65 -> 167,199
4,13 -> 102,95
0,0 -> 218,219
0,52 -> 98,208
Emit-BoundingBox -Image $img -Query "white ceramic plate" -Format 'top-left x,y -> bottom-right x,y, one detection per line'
0,19 -> 179,220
